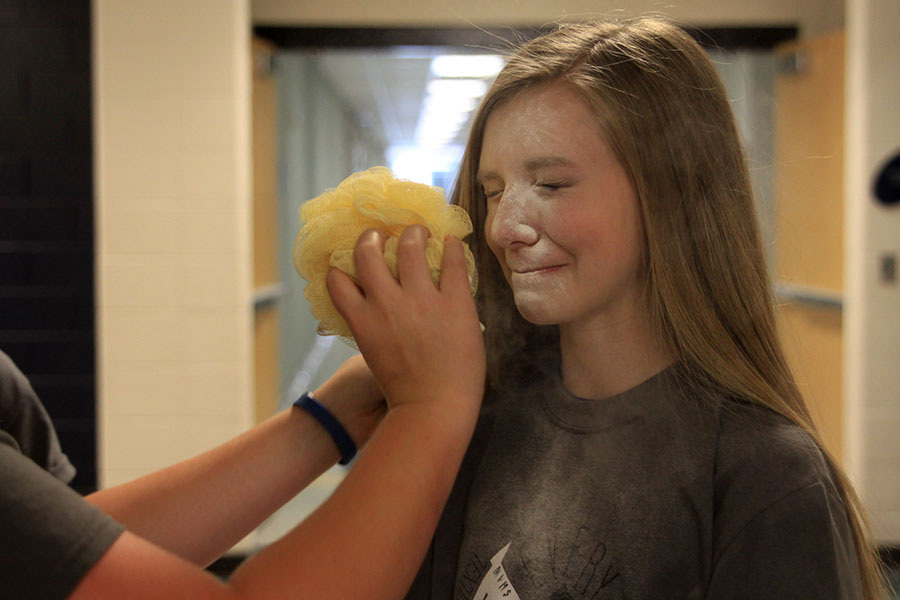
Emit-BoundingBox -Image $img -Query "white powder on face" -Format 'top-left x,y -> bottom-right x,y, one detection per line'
510,267 -> 567,324
481,85 -> 579,324
492,191 -> 568,323
489,184 -> 539,246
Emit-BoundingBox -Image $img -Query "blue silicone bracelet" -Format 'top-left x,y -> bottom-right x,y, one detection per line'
294,392 -> 357,465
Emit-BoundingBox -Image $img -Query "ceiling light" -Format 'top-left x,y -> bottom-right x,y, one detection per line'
423,95 -> 478,113
426,79 -> 488,98
431,54 -> 505,79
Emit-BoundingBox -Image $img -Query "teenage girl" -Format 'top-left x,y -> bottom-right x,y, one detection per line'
403,17 -> 886,600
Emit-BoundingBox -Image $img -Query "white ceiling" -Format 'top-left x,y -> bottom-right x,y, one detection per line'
305,47 -> 493,148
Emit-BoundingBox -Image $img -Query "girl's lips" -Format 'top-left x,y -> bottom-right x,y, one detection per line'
511,264 -> 564,274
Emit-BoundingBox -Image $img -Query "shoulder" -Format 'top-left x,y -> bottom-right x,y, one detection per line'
0,349 -> 44,432
714,400 -> 836,521
717,400 -> 830,478
0,349 -> 33,415
712,399 -> 851,551
717,400 -> 831,481
707,401 -> 862,598
0,348 -> 29,385
0,348 -> 37,445
0,349 -> 76,482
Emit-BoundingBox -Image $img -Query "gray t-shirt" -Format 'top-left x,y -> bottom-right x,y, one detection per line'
407,366 -> 862,599
0,350 -> 124,600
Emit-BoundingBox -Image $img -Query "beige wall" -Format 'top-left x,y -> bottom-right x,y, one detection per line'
92,0 -> 253,488
845,0 -> 900,543
252,0 -> 842,34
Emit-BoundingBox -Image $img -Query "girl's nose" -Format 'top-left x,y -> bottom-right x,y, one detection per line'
488,192 -> 539,248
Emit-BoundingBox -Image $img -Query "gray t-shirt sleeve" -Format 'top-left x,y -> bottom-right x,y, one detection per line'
708,403 -> 864,600
1,350 -> 124,599
706,481 -> 863,599
0,439 -> 125,600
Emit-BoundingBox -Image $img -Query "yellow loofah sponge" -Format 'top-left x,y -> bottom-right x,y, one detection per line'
294,166 -> 478,343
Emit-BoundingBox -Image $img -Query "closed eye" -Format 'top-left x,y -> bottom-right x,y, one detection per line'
537,181 -> 569,191
483,188 -> 503,201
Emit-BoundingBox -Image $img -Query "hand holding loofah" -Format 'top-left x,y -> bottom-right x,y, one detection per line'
294,167 -> 478,343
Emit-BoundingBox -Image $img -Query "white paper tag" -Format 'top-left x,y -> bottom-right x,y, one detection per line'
471,542 -> 521,600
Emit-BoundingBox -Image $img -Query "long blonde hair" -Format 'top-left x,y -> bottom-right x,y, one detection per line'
452,17 -> 886,598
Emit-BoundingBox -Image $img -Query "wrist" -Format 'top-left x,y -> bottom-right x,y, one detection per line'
387,392 -> 481,435
293,393 -> 357,465
306,357 -> 386,449
372,401 -> 480,478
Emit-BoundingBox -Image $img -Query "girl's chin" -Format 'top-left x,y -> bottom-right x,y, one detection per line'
514,302 -> 561,326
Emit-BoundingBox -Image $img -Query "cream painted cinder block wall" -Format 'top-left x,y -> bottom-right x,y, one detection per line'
845,0 -> 900,544
251,0 -> 841,35
93,0 -> 253,488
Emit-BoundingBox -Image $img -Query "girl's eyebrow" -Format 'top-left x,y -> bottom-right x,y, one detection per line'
476,170 -> 501,185
524,155 -> 577,172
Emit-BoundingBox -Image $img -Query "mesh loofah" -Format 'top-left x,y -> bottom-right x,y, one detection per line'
294,166 -> 478,345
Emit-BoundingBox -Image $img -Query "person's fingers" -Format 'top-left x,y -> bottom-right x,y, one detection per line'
353,229 -> 395,298
326,267 -> 365,328
438,235 -> 473,298
396,225 -> 434,292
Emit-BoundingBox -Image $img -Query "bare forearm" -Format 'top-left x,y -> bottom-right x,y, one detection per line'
229,400 -> 476,599
71,399 -> 477,600
86,409 -> 337,565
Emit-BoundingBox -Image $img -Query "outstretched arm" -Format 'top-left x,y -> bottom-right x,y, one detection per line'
84,355 -> 385,566
71,226 -> 486,600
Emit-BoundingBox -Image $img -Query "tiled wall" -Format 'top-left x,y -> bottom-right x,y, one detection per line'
0,0 -> 96,493
93,0 -> 253,488
845,0 -> 900,544
252,0 -> 814,30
